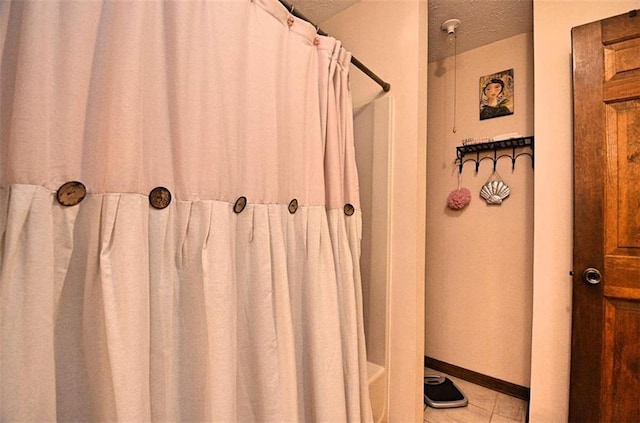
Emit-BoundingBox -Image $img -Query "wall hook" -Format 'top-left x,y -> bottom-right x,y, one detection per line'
455,136 -> 534,174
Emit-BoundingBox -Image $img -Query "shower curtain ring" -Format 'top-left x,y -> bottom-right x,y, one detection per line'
287,6 -> 295,27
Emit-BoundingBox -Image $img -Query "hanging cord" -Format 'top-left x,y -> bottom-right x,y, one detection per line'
452,33 -> 457,134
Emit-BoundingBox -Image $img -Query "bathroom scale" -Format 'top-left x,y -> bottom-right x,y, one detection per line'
424,375 -> 468,409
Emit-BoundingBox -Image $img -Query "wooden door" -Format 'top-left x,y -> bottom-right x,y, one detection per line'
571,10 -> 640,423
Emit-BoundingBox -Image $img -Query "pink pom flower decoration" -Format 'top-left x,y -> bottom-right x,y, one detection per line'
446,187 -> 471,210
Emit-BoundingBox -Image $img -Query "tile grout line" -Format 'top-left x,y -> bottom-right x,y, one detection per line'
488,392 -> 498,422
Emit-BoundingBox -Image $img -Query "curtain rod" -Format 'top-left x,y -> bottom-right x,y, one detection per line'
278,0 -> 391,92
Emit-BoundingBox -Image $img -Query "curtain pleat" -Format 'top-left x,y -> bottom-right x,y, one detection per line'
0,0 -> 372,421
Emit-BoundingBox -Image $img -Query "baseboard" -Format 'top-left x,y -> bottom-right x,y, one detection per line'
424,356 -> 530,401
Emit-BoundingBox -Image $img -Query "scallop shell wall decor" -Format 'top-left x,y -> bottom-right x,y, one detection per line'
480,180 -> 510,205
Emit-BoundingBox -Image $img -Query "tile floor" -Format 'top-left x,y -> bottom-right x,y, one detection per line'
423,369 -> 528,423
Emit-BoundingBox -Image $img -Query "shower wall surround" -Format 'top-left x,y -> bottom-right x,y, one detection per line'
322,2 -> 428,422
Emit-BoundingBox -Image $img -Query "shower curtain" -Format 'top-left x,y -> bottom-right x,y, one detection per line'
0,0 -> 372,421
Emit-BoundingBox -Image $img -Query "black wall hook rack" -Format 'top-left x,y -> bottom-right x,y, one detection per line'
455,136 -> 534,174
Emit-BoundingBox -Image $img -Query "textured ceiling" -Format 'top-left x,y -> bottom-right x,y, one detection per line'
428,0 -> 533,63
290,0 -> 533,63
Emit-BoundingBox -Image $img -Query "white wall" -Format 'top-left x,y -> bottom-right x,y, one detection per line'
530,1 -> 640,421
426,33 -> 534,387
322,1 -> 428,421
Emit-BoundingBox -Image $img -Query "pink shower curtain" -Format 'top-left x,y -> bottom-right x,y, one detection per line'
0,0 -> 372,421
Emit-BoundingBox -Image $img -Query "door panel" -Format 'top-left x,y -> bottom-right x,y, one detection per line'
603,38 -> 640,102
607,101 -> 640,248
601,299 -> 640,422
571,10 -> 640,422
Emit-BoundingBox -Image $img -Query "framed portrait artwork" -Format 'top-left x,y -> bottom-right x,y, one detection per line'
479,69 -> 514,120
